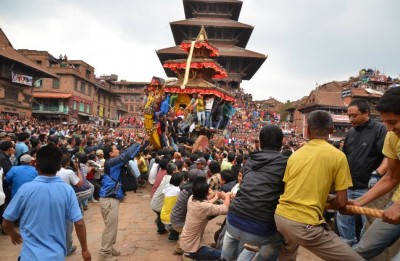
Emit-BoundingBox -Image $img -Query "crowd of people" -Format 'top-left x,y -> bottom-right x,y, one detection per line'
0,88 -> 399,261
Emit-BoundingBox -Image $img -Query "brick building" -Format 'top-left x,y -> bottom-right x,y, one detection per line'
100,74 -> 147,116
19,50 -> 124,125
287,72 -> 395,139
0,29 -> 57,119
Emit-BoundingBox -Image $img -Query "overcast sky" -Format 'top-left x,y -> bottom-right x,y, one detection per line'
1,0 -> 399,102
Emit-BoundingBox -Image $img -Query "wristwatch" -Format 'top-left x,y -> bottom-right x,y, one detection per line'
372,170 -> 382,176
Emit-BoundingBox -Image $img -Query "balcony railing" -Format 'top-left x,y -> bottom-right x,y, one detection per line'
32,105 -> 69,113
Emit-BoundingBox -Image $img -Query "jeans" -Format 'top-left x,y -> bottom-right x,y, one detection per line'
180,123 -> 191,133
353,201 -> 400,260
169,136 -> 179,152
185,246 -> 221,260
222,219 -> 283,261
160,134 -> 169,148
197,111 -> 205,126
83,182 -> 95,206
336,188 -> 368,246
76,190 -> 91,211
205,110 -> 212,127
214,115 -> 223,129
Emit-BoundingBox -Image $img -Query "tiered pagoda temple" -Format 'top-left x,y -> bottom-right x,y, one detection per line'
157,0 -> 266,90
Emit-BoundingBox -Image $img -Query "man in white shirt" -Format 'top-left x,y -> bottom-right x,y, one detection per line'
56,154 -> 83,256
205,96 -> 214,128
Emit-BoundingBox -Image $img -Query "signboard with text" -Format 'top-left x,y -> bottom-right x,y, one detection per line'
11,72 -> 33,86
332,114 -> 350,123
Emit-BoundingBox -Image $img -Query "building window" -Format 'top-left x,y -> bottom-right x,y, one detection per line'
74,80 -> 78,91
53,79 -> 60,88
130,104 -> 133,111
1,60 -> 12,78
4,87 -> 18,100
79,102 -> 85,112
86,104 -> 90,113
86,70 -> 91,79
80,82 -> 85,93
97,93 -> 100,103
88,86 -> 91,96
34,79 -> 42,88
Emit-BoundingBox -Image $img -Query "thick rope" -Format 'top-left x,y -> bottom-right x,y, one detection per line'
343,205 -> 383,218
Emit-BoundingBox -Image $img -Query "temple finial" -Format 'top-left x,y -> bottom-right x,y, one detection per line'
196,26 -> 208,41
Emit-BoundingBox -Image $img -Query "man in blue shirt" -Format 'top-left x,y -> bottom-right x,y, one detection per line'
6,154 -> 38,198
15,132 -> 29,164
99,138 -> 142,261
2,144 -> 91,261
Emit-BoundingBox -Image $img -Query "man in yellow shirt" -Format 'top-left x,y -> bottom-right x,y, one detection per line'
195,94 -> 205,126
274,110 -> 364,261
352,87 -> 400,260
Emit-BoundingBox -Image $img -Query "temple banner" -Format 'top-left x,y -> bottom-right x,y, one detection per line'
11,72 -> 33,86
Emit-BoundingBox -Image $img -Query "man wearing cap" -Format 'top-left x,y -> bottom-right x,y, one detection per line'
195,158 -> 208,177
6,154 -> 38,199
0,132 -> 11,142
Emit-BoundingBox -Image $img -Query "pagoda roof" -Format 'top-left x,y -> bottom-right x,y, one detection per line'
183,0 -> 243,21
181,40 -> 219,56
157,45 -> 266,80
179,26 -> 220,56
163,58 -> 228,79
165,78 -> 235,101
158,45 -> 265,59
171,18 -> 252,29
171,18 -> 253,48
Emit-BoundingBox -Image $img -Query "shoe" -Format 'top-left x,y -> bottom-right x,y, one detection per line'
89,199 -> 99,203
111,248 -> 120,256
83,205 -> 89,211
67,245 -> 77,256
98,252 -> 118,261
157,229 -> 167,234
172,250 -> 183,255
172,245 -> 183,255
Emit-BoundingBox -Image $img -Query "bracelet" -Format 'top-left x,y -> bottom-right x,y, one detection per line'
356,198 -> 364,206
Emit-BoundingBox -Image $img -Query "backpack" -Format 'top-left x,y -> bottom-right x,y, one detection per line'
121,163 -> 138,193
